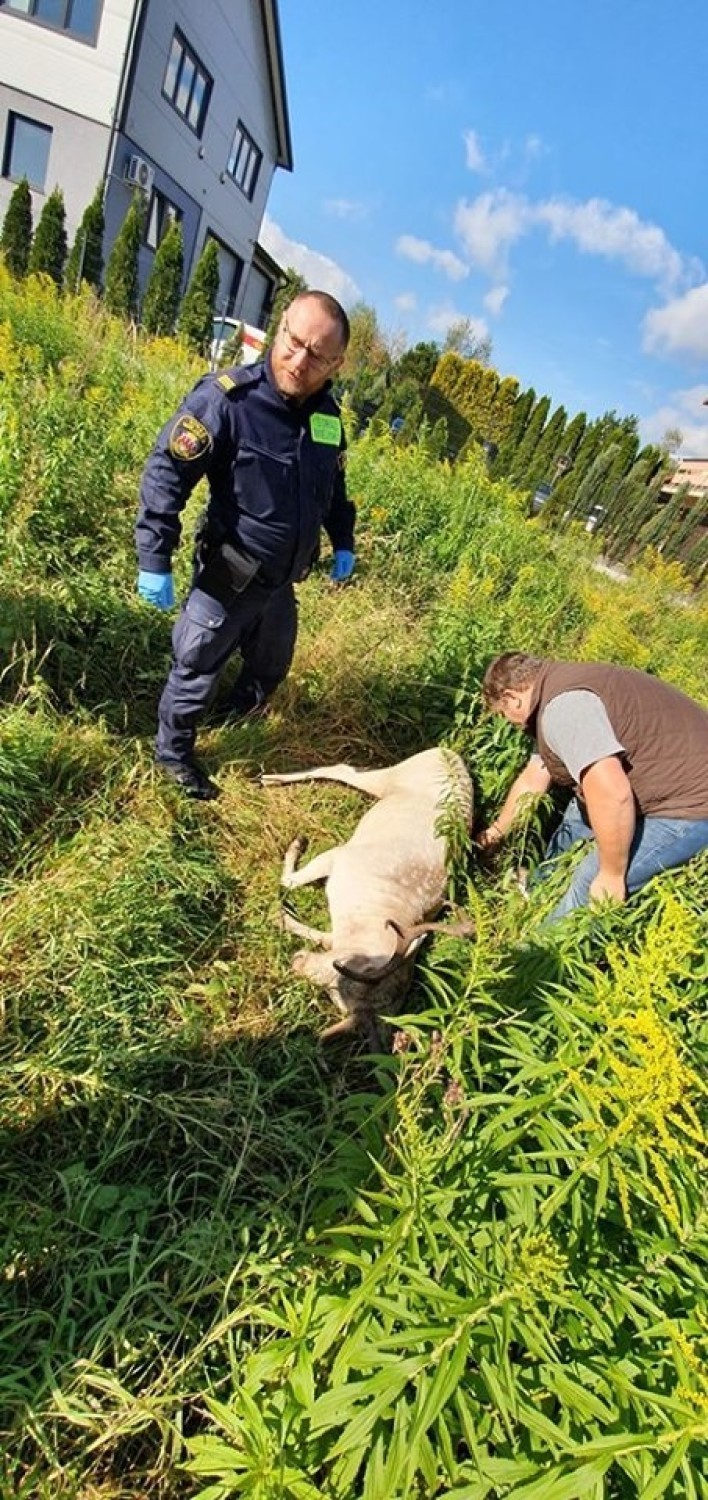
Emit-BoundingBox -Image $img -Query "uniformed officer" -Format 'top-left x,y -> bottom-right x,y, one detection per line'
136,290 -> 355,800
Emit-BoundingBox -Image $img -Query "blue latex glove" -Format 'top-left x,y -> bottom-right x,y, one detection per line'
137,570 -> 175,610
330,549 -> 355,583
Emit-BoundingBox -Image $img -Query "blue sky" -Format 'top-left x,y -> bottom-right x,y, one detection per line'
263,0 -> 708,455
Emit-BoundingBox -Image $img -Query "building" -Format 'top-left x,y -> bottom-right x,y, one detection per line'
659,458 -> 708,507
0,0 -> 291,325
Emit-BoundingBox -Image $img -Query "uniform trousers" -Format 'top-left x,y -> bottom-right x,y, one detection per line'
156,576 -> 297,765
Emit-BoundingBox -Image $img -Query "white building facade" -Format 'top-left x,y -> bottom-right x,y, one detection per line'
0,0 -> 291,323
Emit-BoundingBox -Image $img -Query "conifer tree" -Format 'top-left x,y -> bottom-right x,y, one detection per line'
177,238 -> 220,354
28,186 -> 67,284
493,387 -> 535,476
103,192 -> 144,318
263,268 -> 308,350
141,219 -> 184,336
0,177 -> 33,277
508,395 -> 551,483
563,445 -> 620,527
65,184 -> 104,292
528,404 -> 568,486
217,322 -> 244,367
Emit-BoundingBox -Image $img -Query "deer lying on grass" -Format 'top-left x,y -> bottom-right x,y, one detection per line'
262,747 -> 474,1047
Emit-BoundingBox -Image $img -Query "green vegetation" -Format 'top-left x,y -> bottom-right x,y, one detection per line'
103,191 -> 144,320
0,175 -> 33,277
1,270 -> 706,1499
142,219 -> 185,338
27,186 -> 67,286
177,238 -> 221,356
64,183 -> 105,294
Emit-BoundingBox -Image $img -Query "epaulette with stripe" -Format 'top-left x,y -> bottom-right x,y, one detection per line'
214,365 -> 261,397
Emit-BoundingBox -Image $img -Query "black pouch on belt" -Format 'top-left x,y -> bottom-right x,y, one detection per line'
198,541 -> 261,605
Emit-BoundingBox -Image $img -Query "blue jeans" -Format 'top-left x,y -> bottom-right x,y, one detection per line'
533,797 -> 708,922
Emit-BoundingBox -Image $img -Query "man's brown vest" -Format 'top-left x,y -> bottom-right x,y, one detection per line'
527,661 -> 708,819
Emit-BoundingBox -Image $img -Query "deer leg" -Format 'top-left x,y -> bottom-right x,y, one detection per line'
279,908 -> 332,948
281,840 -> 336,891
263,762 -> 394,800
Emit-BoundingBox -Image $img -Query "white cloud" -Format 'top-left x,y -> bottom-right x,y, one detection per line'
483,283 -> 509,316
426,303 -> 489,341
463,129 -> 486,173
396,233 -> 469,282
394,292 -> 417,311
453,188 -> 694,289
642,283 -> 708,360
536,197 -> 685,285
260,215 -> 361,306
639,385 -> 708,456
454,190 -> 531,277
323,197 -> 370,221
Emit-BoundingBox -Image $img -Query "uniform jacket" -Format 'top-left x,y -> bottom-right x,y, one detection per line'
528,659 -> 708,819
135,355 -> 355,588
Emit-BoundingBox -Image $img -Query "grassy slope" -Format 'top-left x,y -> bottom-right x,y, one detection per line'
0,273 -> 706,1498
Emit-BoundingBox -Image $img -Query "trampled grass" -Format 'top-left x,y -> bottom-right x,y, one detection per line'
0,279 -> 706,1498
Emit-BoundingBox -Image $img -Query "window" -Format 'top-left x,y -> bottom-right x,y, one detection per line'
162,30 -> 212,136
146,188 -> 182,251
0,0 -> 101,41
3,112 -> 52,188
226,122 -> 261,199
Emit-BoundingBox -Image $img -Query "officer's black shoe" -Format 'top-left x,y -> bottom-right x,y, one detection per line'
156,758 -> 219,800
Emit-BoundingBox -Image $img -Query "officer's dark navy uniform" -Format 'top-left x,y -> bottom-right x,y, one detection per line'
136,353 -> 355,791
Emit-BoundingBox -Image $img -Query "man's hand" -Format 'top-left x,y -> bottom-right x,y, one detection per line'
589,871 -> 626,905
475,823 -> 504,851
330,549 -> 355,583
137,570 -> 175,610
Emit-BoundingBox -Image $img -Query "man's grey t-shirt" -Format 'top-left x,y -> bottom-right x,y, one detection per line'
538,690 -> 625,782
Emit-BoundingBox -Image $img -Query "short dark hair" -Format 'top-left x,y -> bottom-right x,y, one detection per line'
481,652 -> 545,708
289,289 -> 350,350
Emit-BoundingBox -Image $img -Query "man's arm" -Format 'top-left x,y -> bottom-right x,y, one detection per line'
578,755 -> 636,904
323,442 -> 357,571
135,380 -> 223,575
476,756 -> 552,848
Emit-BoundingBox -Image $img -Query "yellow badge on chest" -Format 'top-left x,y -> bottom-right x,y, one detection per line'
309,413 -> 341,445
169,414 -> 213,462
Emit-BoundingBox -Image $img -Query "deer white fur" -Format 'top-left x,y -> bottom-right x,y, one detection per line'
262,747 -> 474,1044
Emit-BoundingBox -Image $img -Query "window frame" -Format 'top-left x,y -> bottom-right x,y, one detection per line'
226,120 -> 262,201
161,28 -> 212,139
2,110 -> 52,189
0,0 -> 103,45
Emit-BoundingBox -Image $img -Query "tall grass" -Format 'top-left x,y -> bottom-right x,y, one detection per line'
0,280 -> 706,1498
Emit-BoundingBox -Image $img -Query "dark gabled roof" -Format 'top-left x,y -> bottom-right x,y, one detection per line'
260,0 -> 293,171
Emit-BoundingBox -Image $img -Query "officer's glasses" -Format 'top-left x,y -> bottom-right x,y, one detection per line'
280,314 -> 337,373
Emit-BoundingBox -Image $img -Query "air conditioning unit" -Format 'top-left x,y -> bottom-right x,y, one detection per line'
124,154 -> 155,194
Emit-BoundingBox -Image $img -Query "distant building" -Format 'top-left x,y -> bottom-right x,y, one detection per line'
659,458 -> 708,506
0,0 -> 291,324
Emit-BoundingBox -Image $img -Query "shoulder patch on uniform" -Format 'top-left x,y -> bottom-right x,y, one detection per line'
168,414 -> 213,463
217,372 -> 237,392
310,412 -> 342,445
